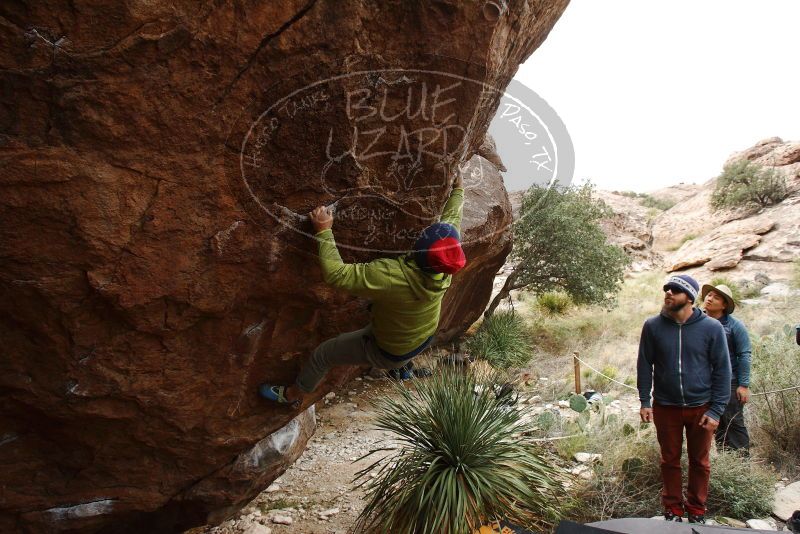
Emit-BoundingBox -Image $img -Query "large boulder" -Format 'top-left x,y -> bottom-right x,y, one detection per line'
0,1 -> 569,532
665,217 -> 775,272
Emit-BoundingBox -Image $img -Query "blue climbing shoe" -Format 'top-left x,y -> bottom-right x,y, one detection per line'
387,366 -> 414,381
258,384 -> 300,409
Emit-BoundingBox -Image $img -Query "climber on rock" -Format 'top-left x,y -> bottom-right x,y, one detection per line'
258,174 -> 467,408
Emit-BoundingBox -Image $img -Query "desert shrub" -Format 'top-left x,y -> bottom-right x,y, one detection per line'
536,410 -> 562,435
739,283 -> 762,300
749,327 -> 800,475
623,376 -> 636,387
355,367 -> 566,534
554,431 -> 592,462
564,420 -> 662,521
711,159 -> 788,211
706,451 -> 776,519
529,318 -> 573,356
523,272 -> 664,362
465,310 -> 532,369
529,314 -> 604,356
614,191 -> 675,211
639,195 -> 676,211
536,291 -> 572,315
707,276 -> 762,303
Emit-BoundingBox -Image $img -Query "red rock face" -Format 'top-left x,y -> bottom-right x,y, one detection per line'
0,1 -> 568,531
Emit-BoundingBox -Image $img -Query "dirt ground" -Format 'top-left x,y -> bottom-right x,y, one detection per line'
194,372 -> 415,534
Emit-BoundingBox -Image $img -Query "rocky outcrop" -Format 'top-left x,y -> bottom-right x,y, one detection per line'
650,181 -> 718,252
595,191 -> 663,273
655,138 -> 800,281
0,1 -> 569,532
725,136 -> 800,170
773,481 -> 800,522
665,218 -> 775,272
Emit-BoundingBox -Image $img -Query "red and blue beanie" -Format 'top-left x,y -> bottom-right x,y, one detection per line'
412,222 -> 466,275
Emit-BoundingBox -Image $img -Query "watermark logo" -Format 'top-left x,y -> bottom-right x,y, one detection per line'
239,68 -> 573,254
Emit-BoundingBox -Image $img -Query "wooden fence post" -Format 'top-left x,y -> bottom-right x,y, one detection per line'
573,351 -> 581,394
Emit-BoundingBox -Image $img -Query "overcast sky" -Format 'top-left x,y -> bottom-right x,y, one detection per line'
515,0 -> 800,193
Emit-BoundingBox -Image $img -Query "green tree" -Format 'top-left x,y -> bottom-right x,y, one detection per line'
711,159 -> 787,210
485,183 -> 629,317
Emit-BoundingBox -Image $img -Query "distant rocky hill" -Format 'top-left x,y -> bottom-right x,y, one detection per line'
509,137 -> 800,285
594,190 -> 663,272
653,137 -> 800,284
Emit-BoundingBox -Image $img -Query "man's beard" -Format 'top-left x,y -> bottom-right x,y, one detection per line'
662,301 -> 687,313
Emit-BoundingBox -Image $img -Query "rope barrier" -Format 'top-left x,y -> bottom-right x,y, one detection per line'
573,354 -> 800,398
572,354 -> 638,392
530,433 -> 582,442
751,384 -> 800,396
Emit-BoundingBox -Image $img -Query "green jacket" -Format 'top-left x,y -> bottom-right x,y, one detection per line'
314,187 -> 465,355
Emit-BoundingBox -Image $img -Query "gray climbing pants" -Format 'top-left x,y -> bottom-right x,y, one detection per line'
295,323 -> 413,393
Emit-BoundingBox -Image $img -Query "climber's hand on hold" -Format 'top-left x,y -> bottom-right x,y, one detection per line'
453,173 -> 463,189
309,206 -> 333,233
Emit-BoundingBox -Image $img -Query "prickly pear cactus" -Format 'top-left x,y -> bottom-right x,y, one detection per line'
569,393 -> 588,413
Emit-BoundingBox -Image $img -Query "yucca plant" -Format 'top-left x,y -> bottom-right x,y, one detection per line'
354,368 -> 566,534
465,310 -> 532,369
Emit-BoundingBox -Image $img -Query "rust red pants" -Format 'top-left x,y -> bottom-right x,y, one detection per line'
653,403 -> 714,516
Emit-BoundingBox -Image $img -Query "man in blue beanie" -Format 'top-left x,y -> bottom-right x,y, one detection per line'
637,274 -> 731,525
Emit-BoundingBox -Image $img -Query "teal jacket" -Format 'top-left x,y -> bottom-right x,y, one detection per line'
717,313 -> 752,387
314,188 -> 465,355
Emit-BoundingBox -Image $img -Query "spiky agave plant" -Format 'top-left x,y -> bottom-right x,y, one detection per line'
354,367 -> 565,534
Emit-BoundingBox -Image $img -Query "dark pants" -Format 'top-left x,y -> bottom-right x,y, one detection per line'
653,403 -> 714,517
715,384 -> 750,452
295,323 -> 413,393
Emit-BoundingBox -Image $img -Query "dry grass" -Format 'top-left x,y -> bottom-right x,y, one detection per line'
734,292 -> 800,338
563,419 -> 777,522
794,258 -> 800,289
516,271 -> 666,394
748,327 -> 800,477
